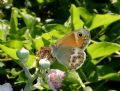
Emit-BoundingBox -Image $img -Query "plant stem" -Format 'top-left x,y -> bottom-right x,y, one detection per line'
21,59 -> 32,80
79,76 -> 85,88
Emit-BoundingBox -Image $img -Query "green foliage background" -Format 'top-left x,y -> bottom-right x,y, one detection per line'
0,0 -> 120,91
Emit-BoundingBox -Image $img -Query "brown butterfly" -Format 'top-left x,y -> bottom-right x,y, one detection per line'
50,28 -> 90,69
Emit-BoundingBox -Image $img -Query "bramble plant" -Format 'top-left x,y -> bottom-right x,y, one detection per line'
0,0 -> 120,91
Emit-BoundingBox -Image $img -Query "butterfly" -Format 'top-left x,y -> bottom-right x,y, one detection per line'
50,28 -> 90,69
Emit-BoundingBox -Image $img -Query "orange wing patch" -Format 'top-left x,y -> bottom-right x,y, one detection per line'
56,32 -> 85,48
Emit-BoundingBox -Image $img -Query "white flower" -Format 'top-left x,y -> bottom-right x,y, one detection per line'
0,83 -> 13,91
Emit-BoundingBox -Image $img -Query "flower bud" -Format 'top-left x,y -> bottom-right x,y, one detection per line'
39,58 -> 50,69
17,48 -> 29,60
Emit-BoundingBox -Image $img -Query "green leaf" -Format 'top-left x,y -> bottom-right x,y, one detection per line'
70,4 -> 84,29
97,65 -> 120,81
0,30 -> 4,40
23,40 -> 33,50
20,12 -> 36,29
82,60 -> 98,82
97,65 -> 115,76
51,61 -> 67,71
16,71 -> 27,83
0,44 -> 36,67
65,70 -> 83,85
45,24 -> 70,33
42,24 -> 70,44
78,7 -> 93,26
0,44 -> 19,60
99,72 -> 120,81
10,7 -> 18,33
7,68 -> 21,79
37,0 -> 44,3
7,40 -> 23,49
0,21 -> 10,41
89,14 -> 120,30
26,55 -> 36,67
33,37 -> 44,50
87,42 -> 120,59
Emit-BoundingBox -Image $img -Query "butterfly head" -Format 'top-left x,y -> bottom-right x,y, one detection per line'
74,28 -> 90,49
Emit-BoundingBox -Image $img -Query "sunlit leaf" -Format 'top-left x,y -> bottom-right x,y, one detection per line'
0,30 -> 4,40
33,37 -> 44,50
0,44 -> 19,60
78,7 -> 93,26
42,24 -> 70,44
89,14 -> 120,30
0,21 -> 10,41
10,7 -> 18,32
37,0 -> 44,3
70,4 -> 84,29
45,24 -> 70,33
23,40 -> 33,50
26,55 -> 36,67
8,40 -> 23,49
87,42 -> 120,59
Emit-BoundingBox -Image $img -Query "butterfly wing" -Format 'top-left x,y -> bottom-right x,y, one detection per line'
50,45 -> 86,69
50,45 -> 73,67
56,32 -> 79,47
56,28 -> 90,49
69,48 -> 86,69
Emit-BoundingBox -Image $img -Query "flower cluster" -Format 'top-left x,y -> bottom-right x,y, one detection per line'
47,69 -> 65,90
